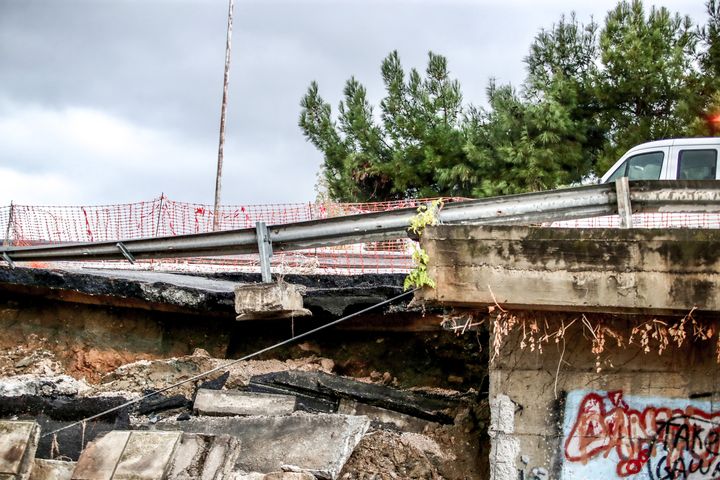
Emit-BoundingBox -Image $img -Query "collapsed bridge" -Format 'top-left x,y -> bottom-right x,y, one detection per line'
1,179 -> 720,480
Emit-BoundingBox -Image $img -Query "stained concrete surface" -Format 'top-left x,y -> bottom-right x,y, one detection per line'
154,413 -> 370,480
420,224 -> 720,313
0,267 -> 408,319
234,282 -> 311,321
0,420 -> 39,480
29,459 -> 75,480
193,389 -> 296,417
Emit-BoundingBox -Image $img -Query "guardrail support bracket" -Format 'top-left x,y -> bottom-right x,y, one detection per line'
2,252 -> 15,269
116,242 -> 136,264
615,177 -> 633,228
256,221 -> 273,283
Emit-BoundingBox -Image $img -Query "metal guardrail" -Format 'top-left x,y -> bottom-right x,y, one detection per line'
1,180 -> 720,269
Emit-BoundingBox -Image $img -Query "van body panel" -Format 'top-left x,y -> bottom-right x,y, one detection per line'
601,138 -> 720,183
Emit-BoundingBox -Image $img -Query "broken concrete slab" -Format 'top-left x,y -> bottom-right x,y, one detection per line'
0,394 -> 132,462
247,383 -> 337,414
166,433 -> 241,480
193,389 -> 296,417
0,267 -> 408,320
113,431 -> 181,480
29,460 -> 75,480
0,267 -> 238,316
264,473 -> 316,480
337,399 -> 437,433
235,282 -> 311,321
156,413 -> 370,480
0,375 -> 90,397
249,371 -> 458,423
0,421 -> 40,480
229,474 -> 315,480
228,474 -> 265,480
72,431 -> 131,480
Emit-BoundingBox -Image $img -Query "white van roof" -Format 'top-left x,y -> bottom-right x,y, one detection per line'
626,137 -> 720,154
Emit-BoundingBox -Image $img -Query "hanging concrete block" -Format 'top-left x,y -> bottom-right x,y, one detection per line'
235,283 -> 311,321
0,421 -> 40,480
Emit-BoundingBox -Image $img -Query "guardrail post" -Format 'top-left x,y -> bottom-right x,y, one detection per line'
3,201 -> 13,248
154,193 -> 165,237
615,177 -> 633,228
256,221 -> 273,283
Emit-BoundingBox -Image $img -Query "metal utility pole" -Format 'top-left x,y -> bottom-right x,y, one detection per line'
213,0 -> 235,231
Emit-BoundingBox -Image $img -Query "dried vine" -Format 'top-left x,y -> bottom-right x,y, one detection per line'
486,298 -> 720,372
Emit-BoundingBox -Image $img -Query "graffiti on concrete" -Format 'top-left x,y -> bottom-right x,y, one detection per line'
561,390 -> 720,479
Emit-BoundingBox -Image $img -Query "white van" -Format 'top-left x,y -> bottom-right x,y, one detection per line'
601,137 -> 720,183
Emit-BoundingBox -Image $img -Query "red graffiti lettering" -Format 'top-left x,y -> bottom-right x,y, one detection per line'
564,391 -> 720,478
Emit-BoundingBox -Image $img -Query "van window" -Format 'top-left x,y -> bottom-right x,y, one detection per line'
607,151 -> 664,182
677,149 -> 717,180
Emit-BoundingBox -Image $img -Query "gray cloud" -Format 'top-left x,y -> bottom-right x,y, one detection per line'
0,0 -> 708,206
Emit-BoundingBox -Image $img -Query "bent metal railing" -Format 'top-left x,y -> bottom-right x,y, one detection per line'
1,180 -> 720,275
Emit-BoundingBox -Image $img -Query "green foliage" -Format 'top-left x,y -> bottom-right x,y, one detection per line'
404,246 -> 436,291
300,52 -> 470,202
404,199 -> 442,291
596,0 -> 698,171
300,1 -> 720,202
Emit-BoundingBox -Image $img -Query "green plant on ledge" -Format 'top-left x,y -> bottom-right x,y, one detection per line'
404,199 -> 443,291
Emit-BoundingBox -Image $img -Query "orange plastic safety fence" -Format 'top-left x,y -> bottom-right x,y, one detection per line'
2,196 -> 467,274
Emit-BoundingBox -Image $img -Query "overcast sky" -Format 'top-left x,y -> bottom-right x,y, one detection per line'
0,0 -> 708,206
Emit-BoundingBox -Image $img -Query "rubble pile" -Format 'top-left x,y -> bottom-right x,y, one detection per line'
0,351 -> 486,479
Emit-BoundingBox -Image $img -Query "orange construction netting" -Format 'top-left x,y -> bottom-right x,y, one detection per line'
0,196 -> 464,274
3,196 -> 718,274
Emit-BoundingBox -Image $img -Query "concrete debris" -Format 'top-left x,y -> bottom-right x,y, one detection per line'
97,354 -> 334,397
156,413 -> 370,480
166,433 -> 241,480
265,473 -> 317,480
0,375 -> 90,397
29,459 -> 75,480
235,282 -> 311,321
72,431 -> 132,480
337,399 -> 438,434
193,389 -> 296,417
72,430 -> 243,480
249,371 -> 458,423
0,421 -> 40,480
338,430 -> 441,480
112,431 -> 181,480
230,474 -> 316,480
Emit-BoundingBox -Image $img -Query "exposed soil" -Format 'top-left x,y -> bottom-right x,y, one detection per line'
0,293 -> 489,479
340,430 -> 442,479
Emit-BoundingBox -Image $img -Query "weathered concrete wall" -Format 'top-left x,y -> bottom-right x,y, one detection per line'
487,315 -> 720,480
420,225 -> 720,314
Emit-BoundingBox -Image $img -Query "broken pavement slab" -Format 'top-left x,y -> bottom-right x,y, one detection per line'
29,460 -> 75,480
112,431 -> 181,480
72,430 -> 243,480
249,371 -> 459,423
156,413 -> 370,480
0,421 -> 40,480
166,433 -> 241,480
235,282 -> 311,321
193,389 -> 296,417
337,399 -> 437,433
72,431 -> 132,480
